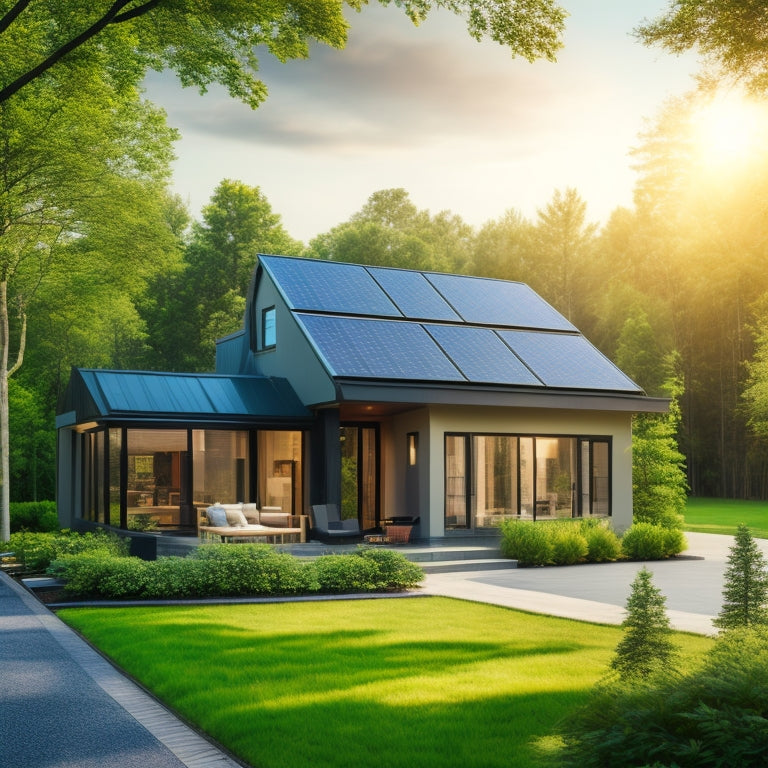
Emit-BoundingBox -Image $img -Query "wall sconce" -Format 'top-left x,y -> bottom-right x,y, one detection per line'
408,432 -> 418,466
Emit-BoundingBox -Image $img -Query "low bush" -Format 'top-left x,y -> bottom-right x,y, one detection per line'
49,544 -> 423,600
356,547 -> 425,589
8,529 -> 128,573
582,522 -> 623,562
621,522 -> 687,560
315,554 -> 380,592
49,552 -> 148,598
500,519 -> 625,566
9,501 -> 58,533
499,520 -> 554,566
561,627 -> 768,767
551,525 -> 589,565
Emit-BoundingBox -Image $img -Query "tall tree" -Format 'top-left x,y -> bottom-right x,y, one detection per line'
146,180 -> 301,372
0,0 -> 567,104
306,188 -> 472,273
714,523 -> 768,631
743,295 -> 768,441
529,188 -> 597,324
469,209 -> 533,281
0,69 -> 177,541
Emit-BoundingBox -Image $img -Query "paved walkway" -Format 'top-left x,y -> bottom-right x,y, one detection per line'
0,531 -> 755,767
0,570 -> 244,768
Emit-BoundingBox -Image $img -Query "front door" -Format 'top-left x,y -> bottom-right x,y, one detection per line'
340,425 -> 379,531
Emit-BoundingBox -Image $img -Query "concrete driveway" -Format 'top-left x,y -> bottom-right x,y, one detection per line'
422,532 -> 760,635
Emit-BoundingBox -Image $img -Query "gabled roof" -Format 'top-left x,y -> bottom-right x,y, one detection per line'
57,369 -> 311,427
258,255 -> 643,396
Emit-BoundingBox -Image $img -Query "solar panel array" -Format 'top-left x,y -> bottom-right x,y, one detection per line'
260,255 -> 642,393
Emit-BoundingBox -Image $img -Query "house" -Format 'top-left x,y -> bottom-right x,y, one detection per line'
56,254 -> 668,541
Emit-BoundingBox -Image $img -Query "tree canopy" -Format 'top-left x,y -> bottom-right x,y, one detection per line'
0,0 -> 567,105
637,0 -> 768,92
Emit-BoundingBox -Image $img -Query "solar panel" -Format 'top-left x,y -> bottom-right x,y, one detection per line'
425,325 -> 542,386
260,256 -> 401,317
296,314 -> 466,381
498,331 -> 642,391
425,272 -> 576,331
367,267 -> 462,321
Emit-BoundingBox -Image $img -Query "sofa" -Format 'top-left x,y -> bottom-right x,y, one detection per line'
198,503 -> 307,543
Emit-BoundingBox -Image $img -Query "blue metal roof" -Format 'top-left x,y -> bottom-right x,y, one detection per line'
259,255 -> 643,395
62,369 -> 310,424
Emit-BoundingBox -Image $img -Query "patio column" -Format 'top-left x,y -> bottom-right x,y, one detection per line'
309,409 -> 341,510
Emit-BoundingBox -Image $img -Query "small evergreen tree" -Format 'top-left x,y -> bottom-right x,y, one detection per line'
610,567 -> 678,681
714,523 -> 768,631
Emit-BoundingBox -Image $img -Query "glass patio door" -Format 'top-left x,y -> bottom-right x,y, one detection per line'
340,425 -> 378,531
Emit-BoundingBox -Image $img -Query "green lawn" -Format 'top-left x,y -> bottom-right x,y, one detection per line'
683,497 -> 768,538
59,597 -> 713,768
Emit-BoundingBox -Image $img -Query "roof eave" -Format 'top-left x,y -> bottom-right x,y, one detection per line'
327,379 -> 670,414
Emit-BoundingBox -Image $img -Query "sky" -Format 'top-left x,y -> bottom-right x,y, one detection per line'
143,1 -> 700,244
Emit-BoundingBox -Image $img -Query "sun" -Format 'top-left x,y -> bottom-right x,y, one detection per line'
690,90 -> 766,169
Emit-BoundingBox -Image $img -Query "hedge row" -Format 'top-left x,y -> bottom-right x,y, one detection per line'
8,501 -> 58,534
5,529 -> 128,572
48,544 -> 425,600
499,519 -> 686,567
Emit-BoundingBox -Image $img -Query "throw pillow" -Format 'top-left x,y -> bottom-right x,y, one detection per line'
207,506 -> 228,527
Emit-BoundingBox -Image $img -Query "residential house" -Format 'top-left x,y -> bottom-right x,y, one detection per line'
56,254 -> 667,540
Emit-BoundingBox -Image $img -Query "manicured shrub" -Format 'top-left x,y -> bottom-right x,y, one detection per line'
9,501 -> 58,533
314,554 -> 379,592
621,522 -> 685,560
499,520 -> 553,566
188,544 -> 318,596
551,526 -> 589,565
662,526 -> 687,557
8,529 -> 127,573
50,544 -> 423,600
355,547 -> 425,590
49,553 -> 149,599
581,521 -> 622,562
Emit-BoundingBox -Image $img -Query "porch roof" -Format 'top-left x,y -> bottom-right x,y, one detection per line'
57,369 -> 311,428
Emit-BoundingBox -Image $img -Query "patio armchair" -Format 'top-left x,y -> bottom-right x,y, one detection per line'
311,504 -> 360,540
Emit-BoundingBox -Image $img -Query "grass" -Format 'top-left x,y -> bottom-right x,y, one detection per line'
58,597 -> 713,768
683,497 -> 768,538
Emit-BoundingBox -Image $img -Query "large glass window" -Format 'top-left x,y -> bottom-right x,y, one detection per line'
446,433 -> 610,529
257,431 -> 302,516
127,429 -> 187,528
84,431 -> 106,523
473,435 -> 518,527
445,435 -> 469,529
193,430 -> 249,506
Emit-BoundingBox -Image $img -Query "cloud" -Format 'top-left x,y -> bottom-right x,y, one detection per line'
144,6 -> 564,153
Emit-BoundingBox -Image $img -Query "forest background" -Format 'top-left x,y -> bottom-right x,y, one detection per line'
5,3 -> 768,508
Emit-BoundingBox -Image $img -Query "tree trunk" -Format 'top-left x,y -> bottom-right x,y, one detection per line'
0,279 -> 9,541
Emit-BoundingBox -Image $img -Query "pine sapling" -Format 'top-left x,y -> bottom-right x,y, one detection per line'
714,523 -> 768,631
610,566 -> 678,681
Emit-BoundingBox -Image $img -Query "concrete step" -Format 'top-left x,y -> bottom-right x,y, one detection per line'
420,558 -> 517,574
400,546 -> 503,563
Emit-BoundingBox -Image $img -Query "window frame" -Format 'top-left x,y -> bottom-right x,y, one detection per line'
444,431 -> 612,529
262,306 -> 276,349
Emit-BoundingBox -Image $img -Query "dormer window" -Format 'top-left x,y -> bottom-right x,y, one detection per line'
262,307 -> 276,348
